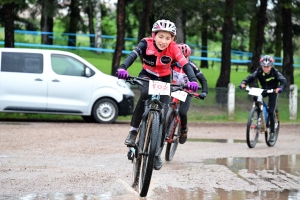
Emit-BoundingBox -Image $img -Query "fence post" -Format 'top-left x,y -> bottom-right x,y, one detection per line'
289,84 -> 298,120
228,83 -> 235,120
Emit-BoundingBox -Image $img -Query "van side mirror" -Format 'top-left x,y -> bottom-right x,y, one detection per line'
85,67 -> 91,77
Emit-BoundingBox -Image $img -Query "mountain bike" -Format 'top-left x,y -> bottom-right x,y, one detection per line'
244,86 -> 280,148
165,85 -> 202,161
126,76 -> 189,197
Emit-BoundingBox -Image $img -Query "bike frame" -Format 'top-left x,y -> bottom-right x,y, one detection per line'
165,97 -> 181,143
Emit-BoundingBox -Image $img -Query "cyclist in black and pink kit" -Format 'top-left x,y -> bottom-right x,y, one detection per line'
171,43 -> 208,144
117,19 -> 199,170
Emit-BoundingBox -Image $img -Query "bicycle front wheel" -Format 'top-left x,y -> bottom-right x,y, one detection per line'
165,108 -> 179,161
246,107 -> 260,148
265,109 -> 280,147
138,111 -> 160,197
132,122 -> 146,188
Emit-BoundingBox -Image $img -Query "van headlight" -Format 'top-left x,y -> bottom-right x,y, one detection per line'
117,79 -> 129,88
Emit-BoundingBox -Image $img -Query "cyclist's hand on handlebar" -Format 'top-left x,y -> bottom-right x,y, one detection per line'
239,84 -> 245,89
199,92 -> 207,100
187,81 -> 198,92
276,88 -> 283,93
117,68 -> 129,79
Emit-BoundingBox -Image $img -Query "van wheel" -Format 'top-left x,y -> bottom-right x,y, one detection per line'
92,98 -> 119,123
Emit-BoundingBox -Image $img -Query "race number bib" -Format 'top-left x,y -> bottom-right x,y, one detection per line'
148,80 -> 170,95
171,90 -> 188,102
248,88 -> 264,96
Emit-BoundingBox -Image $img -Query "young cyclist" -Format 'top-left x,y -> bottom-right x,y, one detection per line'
117,19 -> 199,170
171,43 -> 208,144
239,55 -> 287,141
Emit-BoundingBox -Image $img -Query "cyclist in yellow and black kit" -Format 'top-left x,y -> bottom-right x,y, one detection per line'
239,55 -> 287,141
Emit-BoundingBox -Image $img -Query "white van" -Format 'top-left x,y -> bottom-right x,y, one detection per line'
0,48 -> 134,123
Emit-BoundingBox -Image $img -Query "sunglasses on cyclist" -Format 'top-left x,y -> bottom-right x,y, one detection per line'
262,66 -> 271,68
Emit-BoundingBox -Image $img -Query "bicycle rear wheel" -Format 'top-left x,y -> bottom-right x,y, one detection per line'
246,107 -> 260,148
138,111 -> 160,197
265,109 -> 280,147
165,108 -> 179,161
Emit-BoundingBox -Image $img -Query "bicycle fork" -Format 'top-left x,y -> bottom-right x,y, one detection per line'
256,96 -> 267,132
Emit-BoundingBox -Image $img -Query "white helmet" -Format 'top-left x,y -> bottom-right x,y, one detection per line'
152,19 -> 176,36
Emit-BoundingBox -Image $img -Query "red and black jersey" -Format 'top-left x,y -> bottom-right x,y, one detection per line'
119,37 -> 188,77
141,38 -> 188,77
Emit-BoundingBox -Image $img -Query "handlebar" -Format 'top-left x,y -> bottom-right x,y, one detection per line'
125,75 -> 202,99
245,86 -> 277,94
126,75 -> 189,88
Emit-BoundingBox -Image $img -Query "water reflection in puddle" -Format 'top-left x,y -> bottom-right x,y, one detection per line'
173,188 -> 300,200
3,155 -> 300,200
188,138 -> 247,143
204,154 -> 300,176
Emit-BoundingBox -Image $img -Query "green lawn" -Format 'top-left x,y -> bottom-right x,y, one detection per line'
0,48 -> 298,123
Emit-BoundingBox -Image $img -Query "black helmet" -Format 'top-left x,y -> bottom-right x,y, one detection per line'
260,55 -> 274,66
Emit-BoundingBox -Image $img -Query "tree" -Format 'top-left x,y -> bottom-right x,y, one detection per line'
68,0 -> 80,47
39,0 -> 56,45
94,0 -> 102,50
200,10 -> 209,68
137,0 -> 154,42
281,0 -> 294,87
215,0 -> 234,105
111,0 -> 125,76
85,0 -> 96,48
249,0 -> 268,76
3,1 -> 15,47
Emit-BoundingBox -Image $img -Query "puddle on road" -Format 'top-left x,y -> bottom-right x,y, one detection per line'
204,154 -> 300,176
2,155 -> 300,200
188,138 -> 247,143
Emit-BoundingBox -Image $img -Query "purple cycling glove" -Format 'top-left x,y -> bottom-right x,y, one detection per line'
117,69 -> 129,79
187,81 -> 198,92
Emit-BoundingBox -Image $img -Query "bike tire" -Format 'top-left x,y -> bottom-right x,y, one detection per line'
132,122 -> 146,188
246,107 -> 260,148
138,111 -> 160,197
265,109 -> 280,147
165,108 -> 179,161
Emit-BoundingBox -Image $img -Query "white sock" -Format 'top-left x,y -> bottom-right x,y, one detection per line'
130,127 -> 138,132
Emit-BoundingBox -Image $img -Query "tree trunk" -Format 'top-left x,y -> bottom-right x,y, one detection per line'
137,0 -> 154,42
249,0 -> 267,74
281,0 -> 294,88
87,0 -> 95,49
95,0 -> 102,51
112,0 -> 125,77
216,0 -> 234,105
175,9 -> 184,44
4,2 -> 15,48
68,0 -> 80,47
274,8 -> 282,61
200,12 -> 209,69
40,0 -> 54,45
247,16 -> 257,72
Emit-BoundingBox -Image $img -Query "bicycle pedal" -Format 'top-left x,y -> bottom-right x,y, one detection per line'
127,148 -> 135,161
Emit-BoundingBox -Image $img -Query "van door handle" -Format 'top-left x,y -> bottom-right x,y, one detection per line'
52,79 -> 60,82
35,78 -> 43,81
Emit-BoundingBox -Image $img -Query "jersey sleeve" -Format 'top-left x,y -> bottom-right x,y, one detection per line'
119,39 -> 147,70
241,68 -> 259,85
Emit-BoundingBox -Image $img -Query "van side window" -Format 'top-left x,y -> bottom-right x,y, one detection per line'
1,52 -> 43,73
51,54 -> 90,77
